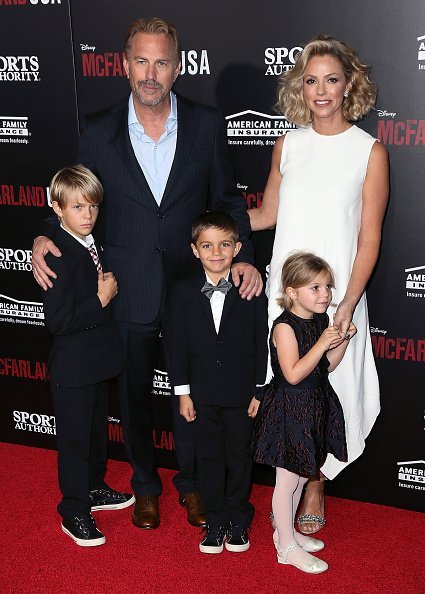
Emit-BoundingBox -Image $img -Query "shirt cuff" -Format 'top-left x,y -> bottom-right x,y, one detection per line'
174,384 -> 190,395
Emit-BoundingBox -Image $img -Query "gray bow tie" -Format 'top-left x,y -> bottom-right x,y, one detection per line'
201,277 -> 232,300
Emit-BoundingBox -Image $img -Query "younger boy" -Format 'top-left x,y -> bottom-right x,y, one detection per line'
167,211 -> 268,553
42,165 -> 133,547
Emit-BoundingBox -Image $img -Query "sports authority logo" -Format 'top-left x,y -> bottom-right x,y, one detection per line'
397,460 -> 425,491
152,369 -> 171,397
226,110 -> 296,147
405,264 -> 425,298
0,294 -> 45,326
80,45 -> 210,77
264,46 -> 302,75
0,183 -> 49,207
13,411 -> 55,435
0,116 -> 30,145
0,56 -> 39,81
418,34 -> 425,70
237,183 -> 264,209
0,247 -> 32,271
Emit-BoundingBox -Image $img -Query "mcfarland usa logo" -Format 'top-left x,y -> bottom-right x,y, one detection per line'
0,247 -> 32,272
376,109 -> 425,146
13,411 -> 55,435
0,55 -> 39,81
371,327 -> 425,362
1,357 -> 48,380
226,110 -> 296,147
0,116 -> 30,145
0,294 -> 45,326
398,460 -> 425,492
80,44 -> 210,77
264,45 -> 302,75
0,183 -> 49,207
108,416 -> 175,450
237,183 -> 264,209
405,264 -> 425,299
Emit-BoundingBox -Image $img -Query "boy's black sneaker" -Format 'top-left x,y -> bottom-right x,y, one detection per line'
90,487 -> 135,511
199,525 -> 227,554
61,514 -> 106,547
225,523 -> 250,552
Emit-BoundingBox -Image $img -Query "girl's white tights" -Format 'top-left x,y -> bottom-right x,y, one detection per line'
272,467 -> 317,564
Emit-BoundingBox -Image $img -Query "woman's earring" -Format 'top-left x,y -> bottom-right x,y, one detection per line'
343,89 -> 349,98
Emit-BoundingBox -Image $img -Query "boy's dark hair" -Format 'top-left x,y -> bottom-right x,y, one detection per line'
50,164 -> 103,208
191,211 -> 239,244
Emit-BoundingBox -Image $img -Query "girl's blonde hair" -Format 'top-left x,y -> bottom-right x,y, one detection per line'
277,251 -> 335,310
276,34 -> 377,126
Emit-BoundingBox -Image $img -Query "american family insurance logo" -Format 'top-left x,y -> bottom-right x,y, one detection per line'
152,369 -> 171,397
0,294 -> 45,326
81,45 -> 210,77
0,116 -> 30,145
226,110 -> 296,147
405,264 -> 425,298
418,34 -> 425,69
398,460 -> 425,492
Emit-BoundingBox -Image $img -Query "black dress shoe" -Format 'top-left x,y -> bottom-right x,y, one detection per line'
132,495 -> 160,529
178,492 -> 207,527
90,487 -> 135,511
62,514 -> 105,547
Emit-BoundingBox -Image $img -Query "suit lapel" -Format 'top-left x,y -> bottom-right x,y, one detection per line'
161,96 -> 197,208
110,102 -> 158,211
218,283 -> 238,333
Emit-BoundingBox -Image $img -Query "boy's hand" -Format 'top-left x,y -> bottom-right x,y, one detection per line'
179,395 -> 196,422
32,236 -> 62,290
97,271 -> 118,307
248,396 -> 261,418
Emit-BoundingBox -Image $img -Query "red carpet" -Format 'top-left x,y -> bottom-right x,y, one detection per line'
1,442 -> 423,594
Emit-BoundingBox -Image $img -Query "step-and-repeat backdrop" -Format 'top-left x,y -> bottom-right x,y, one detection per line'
1,0 -> 424,513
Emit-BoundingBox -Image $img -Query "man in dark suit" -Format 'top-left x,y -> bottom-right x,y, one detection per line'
167,211 -> 268,553
42,165 -> 133,547
32,17 -> 262,530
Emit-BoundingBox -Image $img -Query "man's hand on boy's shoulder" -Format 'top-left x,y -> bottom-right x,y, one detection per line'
32,235 -> 62,290
179,394 -> 196,423
231,262 -> 263,300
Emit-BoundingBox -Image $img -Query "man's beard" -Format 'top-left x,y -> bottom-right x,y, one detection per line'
134,79 -> 167,107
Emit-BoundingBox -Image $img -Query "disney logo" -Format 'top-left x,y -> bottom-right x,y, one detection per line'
237,183 -> 248,191
376,109 -> 396,118
370,327 -> 387,335
107,416 -> 120,423
80,44 -> 96,52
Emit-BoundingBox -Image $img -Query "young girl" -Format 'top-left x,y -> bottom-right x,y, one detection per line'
252,252 -> 355,574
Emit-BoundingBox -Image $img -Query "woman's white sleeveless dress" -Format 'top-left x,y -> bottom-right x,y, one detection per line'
267,125 -> 380,479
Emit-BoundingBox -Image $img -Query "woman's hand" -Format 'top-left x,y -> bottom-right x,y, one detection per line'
333,300 -> 355,335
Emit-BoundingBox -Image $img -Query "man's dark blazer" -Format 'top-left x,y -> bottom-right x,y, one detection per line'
42,227 -> 122,387
77,94 -> 253,325
166,274 -> 268,407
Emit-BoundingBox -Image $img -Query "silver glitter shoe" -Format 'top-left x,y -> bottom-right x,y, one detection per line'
270,512 -> 324,552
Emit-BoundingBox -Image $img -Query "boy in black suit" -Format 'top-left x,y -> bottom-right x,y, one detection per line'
42,165 -> 134,547
167,211 -> 268,553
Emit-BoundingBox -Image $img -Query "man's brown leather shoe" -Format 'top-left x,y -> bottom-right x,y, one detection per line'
178,492 -> 206,527
132,495 -> 160,529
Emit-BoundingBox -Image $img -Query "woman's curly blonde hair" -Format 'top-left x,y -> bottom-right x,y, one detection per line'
276,35 -> 377,126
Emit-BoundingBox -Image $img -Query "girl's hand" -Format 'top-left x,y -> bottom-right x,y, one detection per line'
333,300 -> 354,335
317,326 -> 343,351
248,397 -> 261,418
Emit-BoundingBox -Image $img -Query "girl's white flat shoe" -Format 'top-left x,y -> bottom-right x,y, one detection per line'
277,544 -> 328,574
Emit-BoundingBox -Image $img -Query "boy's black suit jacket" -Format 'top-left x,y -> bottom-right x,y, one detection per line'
42,227 -> 123,387
166,273 -> 268,407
